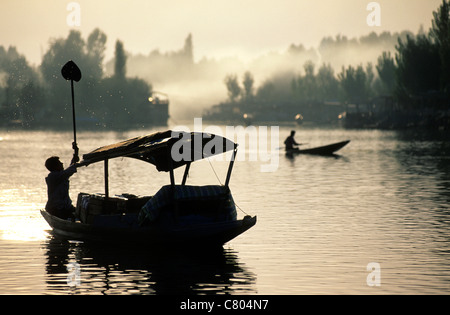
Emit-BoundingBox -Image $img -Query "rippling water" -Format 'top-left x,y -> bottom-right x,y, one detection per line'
0,125 -> 449,294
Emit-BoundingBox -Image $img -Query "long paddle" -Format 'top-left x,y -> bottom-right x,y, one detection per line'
61,60 -> 82,163
276,143 -> 308,150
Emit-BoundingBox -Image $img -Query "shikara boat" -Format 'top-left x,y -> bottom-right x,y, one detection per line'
286,140 -> 350,156
41,130 -> 256,247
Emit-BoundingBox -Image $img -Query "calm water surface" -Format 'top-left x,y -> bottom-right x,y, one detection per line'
0,125 -> 449,294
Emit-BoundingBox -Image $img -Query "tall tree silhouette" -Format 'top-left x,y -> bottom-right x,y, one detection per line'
395,35 -> 440,101
86,28 -> 107,81
242,71 -> 254,101
224,74 -> 241,102
376,51 -> 396,95
114,40 -> 127,80
430,0 -> 450,92
338,64 -> 370,106
183,33 -> 194,64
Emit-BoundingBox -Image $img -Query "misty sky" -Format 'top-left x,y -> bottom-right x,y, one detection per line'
0,0 -> 443,65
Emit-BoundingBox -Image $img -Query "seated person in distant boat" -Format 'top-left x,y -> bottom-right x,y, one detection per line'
44,143 -> 79,220
284,130 -> 300,151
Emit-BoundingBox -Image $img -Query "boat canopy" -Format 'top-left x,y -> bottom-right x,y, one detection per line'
80,130 -> 237,172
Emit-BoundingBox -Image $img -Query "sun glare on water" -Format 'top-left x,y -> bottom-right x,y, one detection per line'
0,206 -> 49,242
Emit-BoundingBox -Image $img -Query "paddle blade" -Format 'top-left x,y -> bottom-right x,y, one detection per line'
61,60 -> 82,82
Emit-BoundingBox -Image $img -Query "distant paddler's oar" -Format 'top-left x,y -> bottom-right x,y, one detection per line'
276,143 -> 308,150
61,60 -> 82,163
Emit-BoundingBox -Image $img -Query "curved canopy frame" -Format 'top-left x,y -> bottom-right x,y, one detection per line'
80,130 -> 237,172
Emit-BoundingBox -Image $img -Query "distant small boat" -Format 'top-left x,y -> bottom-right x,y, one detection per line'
286,140 -> 350,156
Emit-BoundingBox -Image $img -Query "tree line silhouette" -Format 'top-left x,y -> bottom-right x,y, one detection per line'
0,29 -> 154,128
1,1 -> 449,129
210,1 -> 450,128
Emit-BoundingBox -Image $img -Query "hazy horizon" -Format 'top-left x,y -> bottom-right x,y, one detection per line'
0,0 -> 442,66
0,0 -> 445,120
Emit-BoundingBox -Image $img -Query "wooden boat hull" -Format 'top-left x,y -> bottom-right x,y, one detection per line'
287,140 -> 350,155
40,210 -> 256,247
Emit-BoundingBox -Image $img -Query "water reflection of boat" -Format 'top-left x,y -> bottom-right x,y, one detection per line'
44,237 -> 257,294
286,140 -> 350,156
41,130 -> 256,247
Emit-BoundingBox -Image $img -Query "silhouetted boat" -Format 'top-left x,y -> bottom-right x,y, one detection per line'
41,130 -> 256,247
286,140 -> 350,156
